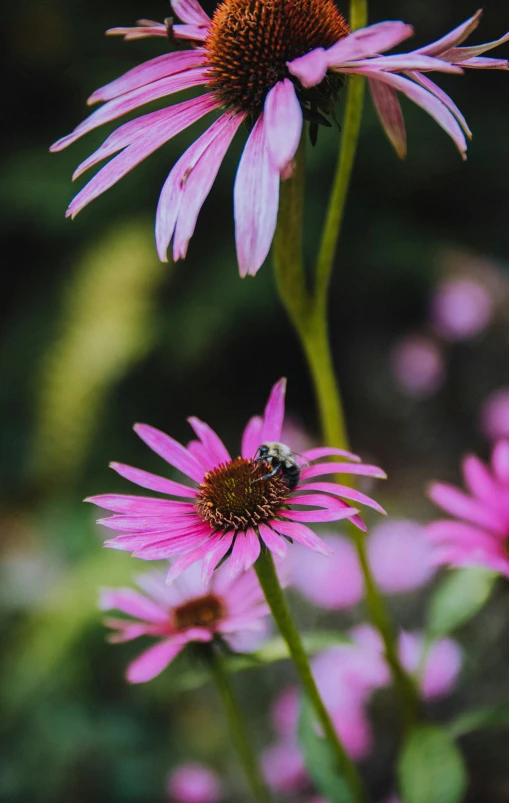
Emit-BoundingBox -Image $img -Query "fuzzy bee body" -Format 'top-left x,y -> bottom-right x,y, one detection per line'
253,441 -> 306,490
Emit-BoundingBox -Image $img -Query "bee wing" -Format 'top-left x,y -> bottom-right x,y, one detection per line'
294,452 -> 310,468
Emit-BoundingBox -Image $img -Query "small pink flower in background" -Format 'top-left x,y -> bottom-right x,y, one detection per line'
290,10 -> 509,159
88,379 -> 385,583
399,631 -> 462,699
368,519 -> 436,594
100,561 -> 270,683
390,334 -> 445,399
262,740 -> 308,795
480,389 -> 509,441
430,276 -> 494,341
290,519 -> 434,609
51,1 -> 506,274
427,441 -> 509,577
167,764 -> 222,803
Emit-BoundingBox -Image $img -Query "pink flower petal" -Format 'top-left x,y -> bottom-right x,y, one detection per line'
302,446 -> 361,463
134,423 -> 205,483
352,55 -> 462,74
368,78 -> 407,159
172,113 -> 245,260
228,534 -> 250,577
399,631 -> 462,699
188,417 -> 231,467
280,507 -> 359,523
352,69 -> 467,159
88,50 -> 205,105
301,462 -> 386,480
287,48 -> 329,88
426,519 -> 498,549
51,70 -> 209,152
428,482 -> 506,534
289,493 -> 354,511
257,522 -> 288,558
171,0 -> 210,26
492,441 -> 509,486
86,494 -> 196,514
100,587 -> 169,622
133,532 -> 211,560
241,416 -> 264,459
243,528 -> 262,569
449,28 -> 509,61
271,519 -> 333,554
109,462 -> 197,498
166,537 -> 223,583
262,378 -> 287,443
264,79 -> 303,174
462,455 -> 507,509
368,519 -> 435,593
234,113 -> 280,277
296,481 -> 386,514
406,72 -> 471,137
106,23 -> 167,41
201,533 -> 235,585
104,618 -> 153,643
291,535 -> 364,610
416,11 -> 482,56
126,638 -> 186,682
172,24 -> 210,42
167,763 -> 222,803
327,21 -> 415,64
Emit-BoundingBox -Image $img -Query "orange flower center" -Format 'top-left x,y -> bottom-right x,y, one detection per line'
205,0 -> 349,116
173,594 -> 225,630
195,457 -> 289,531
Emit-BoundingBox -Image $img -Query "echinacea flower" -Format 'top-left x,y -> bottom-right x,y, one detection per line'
100,560 -> 270,682
289,9 -> 508,159
167,764 -> 222,803
427,440 -> 509,577
49,1 -> 501,276
88,379 -> 385,583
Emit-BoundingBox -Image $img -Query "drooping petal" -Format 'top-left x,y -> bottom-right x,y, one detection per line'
155,111 -> 240,262
327,21 -> 415,64
242,416 -> 264,460
416,11 -> 483,57
88,50 -> 205,105
350,55 -> 462,74
301,462 -> 387,480
51,69 -> 209,152
296,481 -> 386,514
280,507 -> 359,523
455,56 -> 509,69
262,378 -> 287,443
172,113 -> 245,260
171,0 -> 210,26
349,69 -> 467,159
271,519 -> 332,555
406,71 -> 471,137
133,532 -> 212,561
368,78 -> 407,158
234,113 -> 280,277
257,522 -> 288,557
134,423 -> 205,483
106,23 -> 168,41
302,446 -> 361,463
166,537 -> 223,584
126,638 -> 187,682
448,28 -> 509,61
288,48 -> 329,88
110,462 -> 197,498
201,533 -> 235,585
264,79 -> 303,174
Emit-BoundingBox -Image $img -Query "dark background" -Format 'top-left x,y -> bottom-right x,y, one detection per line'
2,1 -> 509,801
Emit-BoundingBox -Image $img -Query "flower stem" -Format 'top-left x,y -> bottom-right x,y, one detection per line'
255,549 -> 365,803
210,648 -> 271,803
272,0 -> 420,731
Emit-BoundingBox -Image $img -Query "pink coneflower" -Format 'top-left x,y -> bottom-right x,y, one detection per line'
88,378 -> 385,583
288,9 -> 508,159
49,2 -> 504,276
100,560 -> 270,682
390,334 -> 445,399
427,440 -> 509,577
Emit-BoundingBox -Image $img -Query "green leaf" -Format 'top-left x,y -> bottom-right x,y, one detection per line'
427,567 -> 496,639
448,702 -> 509,739
298,695 -> 356,803
398,725 -> 467,803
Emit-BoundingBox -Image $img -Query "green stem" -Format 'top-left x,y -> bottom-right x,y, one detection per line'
255,549 -> 365,803
210,649 -> 271,803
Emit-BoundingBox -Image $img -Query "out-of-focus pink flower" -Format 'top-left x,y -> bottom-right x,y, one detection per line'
290,535 -> 365,609
51,2 -> 506,273
262,740 -> 308,794
167,764 -> 222,803
88,379 -> 385,583
290,10 -> 508,159
390,335 -> 445,398
430,276 -> 493,340
368,519 -> 436,594
100,561 -> 269,683
272,686 -> 300,739
427,441 -> 509,577
481,389 -> 509,441
399,631 -> 462,699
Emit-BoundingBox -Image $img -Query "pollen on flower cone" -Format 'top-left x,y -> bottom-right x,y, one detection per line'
205,0 -> 349,113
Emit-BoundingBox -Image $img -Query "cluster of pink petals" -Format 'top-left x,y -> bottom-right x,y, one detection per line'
51,1 -> 507,276
290,518 -> 435,609
100,559 -> 270,683
262,624 -> 461,793
289,10 -> 508,160
167,764 -> 222,803
88,379 -> 385,584
427,440 -> 509,577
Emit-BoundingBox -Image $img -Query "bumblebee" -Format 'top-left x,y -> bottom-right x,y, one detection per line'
253,442 -> 307,490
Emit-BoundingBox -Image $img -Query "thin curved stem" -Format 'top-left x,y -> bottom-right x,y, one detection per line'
210,649 -> 271,803
255,549 -> 365,803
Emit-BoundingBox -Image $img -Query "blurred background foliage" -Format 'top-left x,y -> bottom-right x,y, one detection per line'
2,0 -> 509,801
